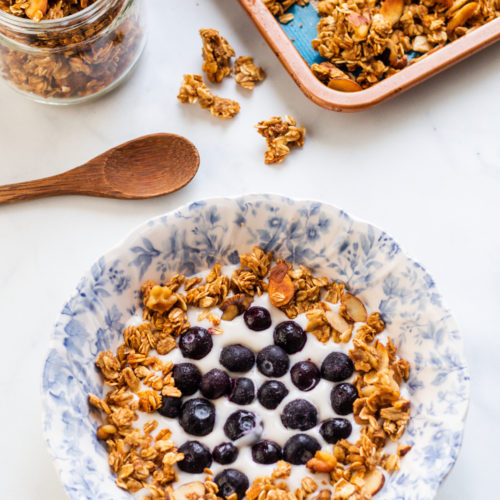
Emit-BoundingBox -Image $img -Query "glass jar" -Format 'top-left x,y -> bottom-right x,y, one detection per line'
0,0 -> 146,104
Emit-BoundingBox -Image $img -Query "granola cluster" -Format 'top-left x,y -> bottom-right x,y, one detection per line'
177,74 -> 241,119
90,246 -> 411,499
200,28 -> 236,83
263,0 -> 310,23
234,56 -> 266,90
264,0 -> 500,89
255,115 -> 306,164
178,28 -> 265,119
0,0 -> 144,100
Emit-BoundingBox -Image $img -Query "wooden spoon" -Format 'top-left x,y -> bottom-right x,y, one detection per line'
0,133 -> 200,205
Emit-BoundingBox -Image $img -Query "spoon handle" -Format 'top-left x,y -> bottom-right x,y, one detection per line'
0,165 -> 102,205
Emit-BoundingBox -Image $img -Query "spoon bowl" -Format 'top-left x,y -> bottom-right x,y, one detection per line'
0,133 -> 200,205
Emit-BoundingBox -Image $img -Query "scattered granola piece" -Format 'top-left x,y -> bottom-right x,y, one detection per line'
234,56 -> 266,89
199,28 -> 235,83
255,115 -> 306,164
178,74 -> 240,119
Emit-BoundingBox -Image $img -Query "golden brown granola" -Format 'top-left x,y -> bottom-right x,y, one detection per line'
199,28 -> 235,83
234,56 -> 266,89
0,0 -> 94,21
263,0 -> 310,17
255,115 -> 306,164
262,0 -> 500,89
313,0 -> 500,88
91,248 -> 411,499
0,0 -> 144,99
177,74 -> 240,119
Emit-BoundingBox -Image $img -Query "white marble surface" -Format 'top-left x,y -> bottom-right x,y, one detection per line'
0,0 -> 499,498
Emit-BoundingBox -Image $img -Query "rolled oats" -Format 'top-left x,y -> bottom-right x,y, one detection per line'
234,56 -> 266,89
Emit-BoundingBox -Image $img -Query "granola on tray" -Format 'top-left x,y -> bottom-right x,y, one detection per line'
89,246 -> 412,500
262,0 -> 500,89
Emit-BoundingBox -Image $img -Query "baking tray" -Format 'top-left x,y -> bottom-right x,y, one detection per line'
238,0 -> 500,112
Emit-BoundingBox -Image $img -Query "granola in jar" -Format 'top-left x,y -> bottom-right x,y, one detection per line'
0,0 -> 146,103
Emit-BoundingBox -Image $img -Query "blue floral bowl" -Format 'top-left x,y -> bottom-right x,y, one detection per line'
42,194 -> 470,500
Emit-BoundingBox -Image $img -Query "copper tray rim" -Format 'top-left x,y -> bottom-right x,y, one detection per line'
238,0 -> 500,112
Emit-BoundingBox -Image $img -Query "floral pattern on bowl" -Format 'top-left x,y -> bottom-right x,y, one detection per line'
42,194 -> 470,500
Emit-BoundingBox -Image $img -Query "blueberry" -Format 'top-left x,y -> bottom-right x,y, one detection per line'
331,383 -> 358,415
177,441 -> 212,473
157,395 -> 182,418
229,378 -> 255,405
214,469 -> 249,500
200,369 -> 231,399
321,352 -> 354,382
179,398 -> 216,436
251,440 -> 282,464
224,410 -> 261,441
273,321 -> 307,354
178,326 -> 213,360
281,399 -> 318,430
219,344 -> 255,372
319,418 -> 352,444
172,363 -> 202,396
213,442 -> 239,465
290,361 -> 320,391
244,306 -> 272,331
257,380 -> 289,409
283,434 -> 321,465
256,345 -> 289,377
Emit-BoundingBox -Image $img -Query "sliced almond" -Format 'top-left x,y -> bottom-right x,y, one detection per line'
325,310 -> 351,334
171,481 -> 206,500
341,292 -> 367,322
447,2 -> 478,35
447,0 -> 471,15
268,263 -> 294,307
347,12 -> 371,41
25,0 -> 48,21
327,77 -> 363,92
380,0 -> 404,26
360,468 -> 385,496
412,35 -> 432,53
220,294 -> 253,321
